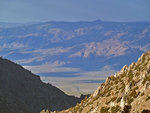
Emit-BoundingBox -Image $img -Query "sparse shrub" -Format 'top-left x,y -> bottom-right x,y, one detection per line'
101,87 -> 112,97
106,92 -> 111,97
106,97 -> 117,105
117,97 -> 122,103
120,72 -> 126,78
116,86 -> 119,90
129,89 -> 137,98
135,71 -> 140,76
120,82 -> 125,93
111,97 -> 117,102
135,65 -> 141,71
128,70 -> 133,83
141,62 -> 148,71
142,54 -> 146,61
134,86 -> 138,90
111,105 -> 121,113
100,107 -> 109,113
115,91 -> 119,94
146,96 -> 150,101
142,78 -> 147,85
93,94 -> 100,102
125,88 -> 137,104
141,92 -> 144,96
128,70 -> 133,76
78,108 -> 82,112
141,109 -> 150,113
142,75 -> 150,85
126,97 -> 134,104
106,100 -> 111,105
122,105 -> 131,113
114,77 -> 120,84
89,106 -> 94,112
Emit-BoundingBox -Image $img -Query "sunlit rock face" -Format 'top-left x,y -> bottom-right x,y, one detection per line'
50,51 -> 150,113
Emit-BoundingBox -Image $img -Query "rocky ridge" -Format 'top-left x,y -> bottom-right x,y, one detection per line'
43,51 -> 150,113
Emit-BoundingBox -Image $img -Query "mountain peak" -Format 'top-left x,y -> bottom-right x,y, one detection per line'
49,51 -> 150,113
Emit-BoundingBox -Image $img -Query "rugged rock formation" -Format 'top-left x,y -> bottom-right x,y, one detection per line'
46,51 -> 150,113
0,57 -> 81,113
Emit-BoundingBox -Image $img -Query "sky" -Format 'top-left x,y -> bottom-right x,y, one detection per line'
0,0 -> 150,23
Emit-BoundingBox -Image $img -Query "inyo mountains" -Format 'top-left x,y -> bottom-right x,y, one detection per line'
0,20 -> 150,95
0,20 -> 150,73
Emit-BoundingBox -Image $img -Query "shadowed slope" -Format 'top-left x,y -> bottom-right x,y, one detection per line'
0,57 -> 81,113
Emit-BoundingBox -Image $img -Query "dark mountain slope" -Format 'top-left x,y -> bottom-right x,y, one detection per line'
0,57 -> 81,113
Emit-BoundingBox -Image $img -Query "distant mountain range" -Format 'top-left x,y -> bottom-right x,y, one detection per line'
0,22 -> 24,28
0,20 -> 150,78
0,22 -> 40,28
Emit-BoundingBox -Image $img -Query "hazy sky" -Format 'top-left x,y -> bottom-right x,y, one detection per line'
0,0 -> 150,23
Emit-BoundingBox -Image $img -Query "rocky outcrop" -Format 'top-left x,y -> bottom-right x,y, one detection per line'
0,57 -> 81,113
52,51 -> 150,113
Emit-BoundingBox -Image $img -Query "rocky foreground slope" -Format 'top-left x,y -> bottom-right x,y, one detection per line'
43,51 -> 150,113
0,57 -> 82,113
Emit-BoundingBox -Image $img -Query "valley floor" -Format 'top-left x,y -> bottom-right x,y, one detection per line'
40,70 -> 116,97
